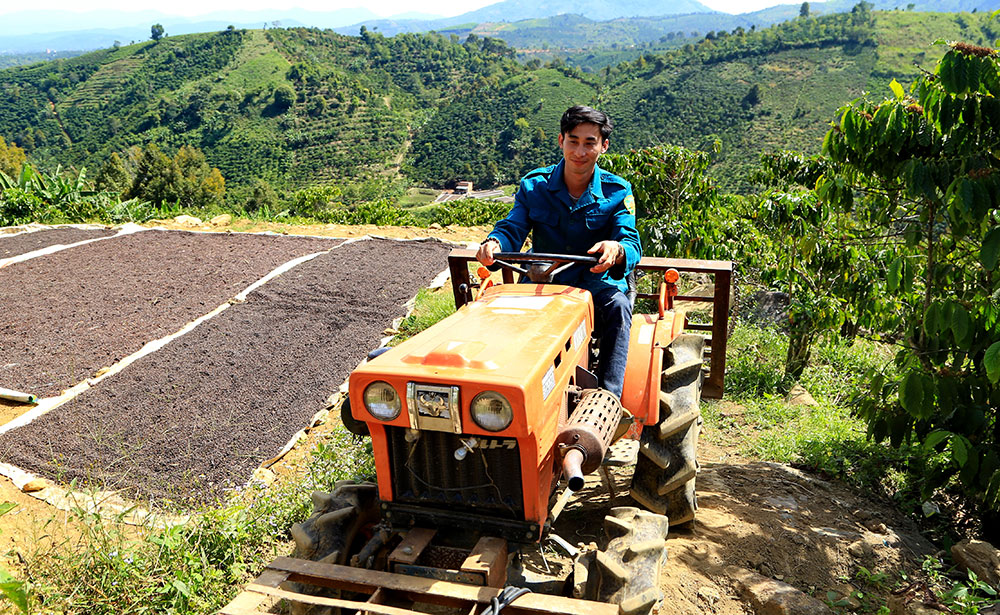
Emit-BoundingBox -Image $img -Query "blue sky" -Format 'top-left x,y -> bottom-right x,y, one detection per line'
20,0 -> 797,18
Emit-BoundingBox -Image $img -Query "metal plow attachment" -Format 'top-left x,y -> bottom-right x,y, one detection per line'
222,556 -> 618,615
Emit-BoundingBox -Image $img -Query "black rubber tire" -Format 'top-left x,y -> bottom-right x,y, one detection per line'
288,481 -> 380,615
629,333 -> 704,526
573,507 -> 670,615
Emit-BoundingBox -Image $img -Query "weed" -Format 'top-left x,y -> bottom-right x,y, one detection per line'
392,287 -> 457,345
19,424 -> 372,614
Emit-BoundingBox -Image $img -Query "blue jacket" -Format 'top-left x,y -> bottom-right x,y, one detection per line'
487,160 -> 642,296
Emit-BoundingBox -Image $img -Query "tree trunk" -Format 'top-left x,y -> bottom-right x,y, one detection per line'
785,329 -> 813,381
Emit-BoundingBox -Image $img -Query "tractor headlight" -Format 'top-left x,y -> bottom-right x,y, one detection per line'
364,381 -> 401,421
470,391 -> 513,432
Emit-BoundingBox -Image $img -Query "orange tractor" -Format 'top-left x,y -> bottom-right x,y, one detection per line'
223,249 -> 731,615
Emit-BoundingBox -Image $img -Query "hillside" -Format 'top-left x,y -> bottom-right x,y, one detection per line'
0,9 -> 997,194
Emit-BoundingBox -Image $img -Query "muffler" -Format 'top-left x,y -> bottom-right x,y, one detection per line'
557,389 -> 623,491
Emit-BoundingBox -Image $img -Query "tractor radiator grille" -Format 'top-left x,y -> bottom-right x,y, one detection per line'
386,427 -> 524,520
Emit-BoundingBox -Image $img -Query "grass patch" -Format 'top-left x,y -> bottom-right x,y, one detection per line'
391,286 -> 457,345
19,424 -> 373,614
397,188 -> 440,208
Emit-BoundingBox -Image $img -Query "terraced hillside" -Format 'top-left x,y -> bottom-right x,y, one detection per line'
0,9 -> 996,192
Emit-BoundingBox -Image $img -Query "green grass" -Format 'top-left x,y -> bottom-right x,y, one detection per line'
391,286 -> 457,345
397,187 -> 440,208
19,424 -> 373,614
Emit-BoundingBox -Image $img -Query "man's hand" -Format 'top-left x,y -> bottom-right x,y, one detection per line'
477,238 -> 500,266
588,241 -> 624,273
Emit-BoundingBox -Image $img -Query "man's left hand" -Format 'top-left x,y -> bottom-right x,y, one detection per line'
588,241 -> 624,273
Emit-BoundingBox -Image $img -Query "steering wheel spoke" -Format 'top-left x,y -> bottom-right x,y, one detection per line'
490,252 -> 599,284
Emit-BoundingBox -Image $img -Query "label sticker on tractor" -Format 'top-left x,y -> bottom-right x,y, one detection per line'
490,297 -> 552,310
573,321 -> 586,349
542,365 -> 556,399
638,324 -> 654,345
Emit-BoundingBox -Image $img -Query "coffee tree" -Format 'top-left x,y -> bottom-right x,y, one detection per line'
819,42 -> 1000,520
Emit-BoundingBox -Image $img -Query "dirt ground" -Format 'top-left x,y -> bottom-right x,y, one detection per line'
0,220 -> 939,614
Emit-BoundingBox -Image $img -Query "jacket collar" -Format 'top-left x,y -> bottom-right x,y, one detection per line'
549,160 -> 604,211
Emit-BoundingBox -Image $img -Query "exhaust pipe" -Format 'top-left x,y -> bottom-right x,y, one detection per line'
557,389 -> 623,491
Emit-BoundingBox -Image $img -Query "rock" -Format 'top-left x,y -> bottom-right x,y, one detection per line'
174,214 -> 202,226
887,585 -> 950,615
952,539 -> 1000,588
698,586 -> 722,605
725,565 -> 834,615
210,214 -> 232,226
786,384 -> 818,407
429,223 -> 443,230
742,290 -> 790,328
848,539 -> 875,560
21,478 -> 50,493
251,467 -> 275,486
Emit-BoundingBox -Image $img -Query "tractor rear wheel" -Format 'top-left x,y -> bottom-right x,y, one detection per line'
288,481 -> 380,615
629,333 -> 704,526
574,507 -> 669,615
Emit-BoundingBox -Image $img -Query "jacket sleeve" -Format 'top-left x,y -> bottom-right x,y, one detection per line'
607,184 -> 641,280
486,178 -> 532,253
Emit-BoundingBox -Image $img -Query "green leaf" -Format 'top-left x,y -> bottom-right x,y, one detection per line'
952,304 -> 972,349
985,342 -> 1000,384
890,79 -> 905,100
923,429 -> 951,451
982,227 -> 1000,271
0,503 -> 15,517
899,372 -> 925,416
923,302 -> 939,337
887,257 -> 902,292
0,569 -> 26,614
953,435 -> 971,466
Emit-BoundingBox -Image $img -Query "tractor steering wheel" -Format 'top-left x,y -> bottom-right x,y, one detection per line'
492,252 -> 599,284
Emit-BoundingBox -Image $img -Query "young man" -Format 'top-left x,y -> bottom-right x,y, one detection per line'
476,106 -> 641,398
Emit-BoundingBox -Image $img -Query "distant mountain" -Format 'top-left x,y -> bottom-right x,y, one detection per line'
457,0 -> 715,22
0,8 -> 378,53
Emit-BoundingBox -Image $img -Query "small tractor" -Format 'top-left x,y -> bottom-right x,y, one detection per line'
223,249 -> 732,615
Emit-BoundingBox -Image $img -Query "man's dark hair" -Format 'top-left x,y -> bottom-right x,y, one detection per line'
560,105 -> 613,142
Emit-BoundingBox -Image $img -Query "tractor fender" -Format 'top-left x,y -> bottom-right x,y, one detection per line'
620,310 -> 685,430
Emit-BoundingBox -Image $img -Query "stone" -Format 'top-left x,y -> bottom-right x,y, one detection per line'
174,214 -> 202,226
210,214 -> 232,226
698,586 -> 722,605
847,539 -> 874,560
952,539 -> 1000,588
251,467 -> 275,486
21,478 -> 50,493
887,585 -> 950,615
429,223 -> 443,230
787,384 -> 818,407
725,565 -> 834,615
742,290 -> 790,328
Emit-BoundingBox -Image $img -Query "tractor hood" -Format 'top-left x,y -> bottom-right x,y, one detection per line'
374,284 -> 593,385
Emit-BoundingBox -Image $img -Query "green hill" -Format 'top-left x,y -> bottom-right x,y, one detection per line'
0,9 -> 997,195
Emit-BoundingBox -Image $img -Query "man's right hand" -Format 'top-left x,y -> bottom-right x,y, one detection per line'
477,238 -> 500,266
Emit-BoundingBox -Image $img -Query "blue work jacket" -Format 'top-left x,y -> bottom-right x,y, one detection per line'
487,160 -> 642,296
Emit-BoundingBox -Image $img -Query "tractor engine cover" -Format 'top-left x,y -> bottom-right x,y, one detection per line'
557,389 -> 623,475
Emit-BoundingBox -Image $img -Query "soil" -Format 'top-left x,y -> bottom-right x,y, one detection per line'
0,227 -> 118,259
551,436 -> 935,614
0,238 -> 454,505
0,229 -> 340,398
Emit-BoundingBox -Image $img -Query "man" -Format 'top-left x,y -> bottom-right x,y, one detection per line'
477,105 -> 641,399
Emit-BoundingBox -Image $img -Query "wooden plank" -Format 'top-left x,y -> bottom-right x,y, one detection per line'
684,323 -> 712,332
461,536 -> 508,588
246,584 -> 431,615
219,568 -> 289,615
269,557 -> 618,615
389,528 -> 437,566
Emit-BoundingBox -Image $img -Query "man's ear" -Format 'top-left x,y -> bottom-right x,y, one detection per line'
601,138 -> 610,154
558,133 -> 564,148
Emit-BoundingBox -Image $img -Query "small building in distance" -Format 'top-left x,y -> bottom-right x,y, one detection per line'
433,180 -> 513,204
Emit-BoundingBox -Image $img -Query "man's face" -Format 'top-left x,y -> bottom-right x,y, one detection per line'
558,122 -> 609,179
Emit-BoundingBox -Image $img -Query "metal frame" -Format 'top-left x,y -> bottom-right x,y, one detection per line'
447,250 -> 732,399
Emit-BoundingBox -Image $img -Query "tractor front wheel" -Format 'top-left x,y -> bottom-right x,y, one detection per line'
288,481 -> 380,615
574,507 -> 670,615
629,333 -> 704,526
